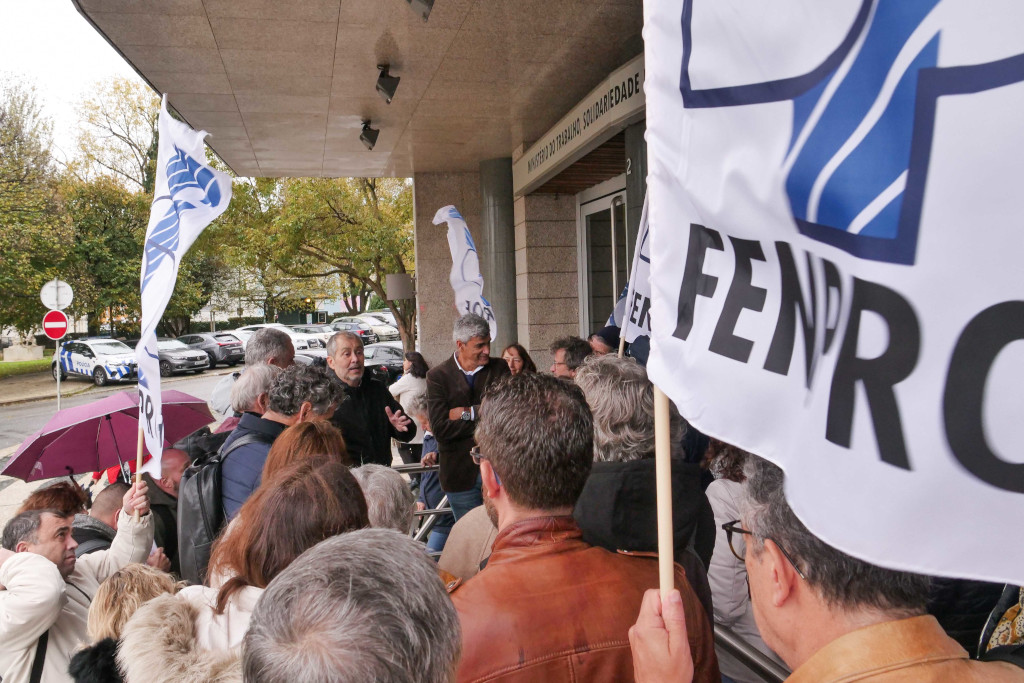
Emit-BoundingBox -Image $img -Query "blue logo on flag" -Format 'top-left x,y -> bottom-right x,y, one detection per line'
679,0 -> 1024,265
142,146 -> 221,290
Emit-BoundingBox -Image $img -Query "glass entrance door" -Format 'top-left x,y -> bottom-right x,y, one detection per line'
578,189 -> 628,336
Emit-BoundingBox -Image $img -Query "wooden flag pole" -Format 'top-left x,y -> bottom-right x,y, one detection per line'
134,426 -> 144,521
617,336 -> 626,358
653,385 -> 674,597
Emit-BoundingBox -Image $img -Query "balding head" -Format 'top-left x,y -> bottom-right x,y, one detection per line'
90,482 -> 130,529
158,449 -> 190,497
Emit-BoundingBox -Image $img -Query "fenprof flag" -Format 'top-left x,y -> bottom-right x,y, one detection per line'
621,193 -> 652,344
433,205 -> 497,340
137,96 -> 231,470
644,0 -> 1024,582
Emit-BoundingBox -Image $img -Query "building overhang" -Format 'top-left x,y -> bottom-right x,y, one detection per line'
72,0 -> 643,179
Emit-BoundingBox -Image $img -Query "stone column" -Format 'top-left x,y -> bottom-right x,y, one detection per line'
514,193 -> 579,370
478,158 -> 516,354
412,172 -> 481,367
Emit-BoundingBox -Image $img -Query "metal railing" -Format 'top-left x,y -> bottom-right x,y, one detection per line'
714,625 -> 790,682
394,462 -> 453,544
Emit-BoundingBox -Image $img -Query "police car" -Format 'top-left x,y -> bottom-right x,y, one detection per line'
52,338 -> 138,386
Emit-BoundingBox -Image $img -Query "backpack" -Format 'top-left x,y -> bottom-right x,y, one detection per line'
176,432 -> 267,585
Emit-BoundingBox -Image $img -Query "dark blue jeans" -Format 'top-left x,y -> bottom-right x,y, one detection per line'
426,527 -> 451,554
446,474 -> 483,522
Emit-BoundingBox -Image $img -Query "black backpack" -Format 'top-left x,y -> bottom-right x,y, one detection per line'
176,432 -> 267,585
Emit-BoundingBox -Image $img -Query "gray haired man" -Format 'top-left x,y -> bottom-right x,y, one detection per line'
243,528 -> 461,683
326,331 -> 415,466
210,327 -> 295,419
425,313 -> 510,521
221,364 -> 342,520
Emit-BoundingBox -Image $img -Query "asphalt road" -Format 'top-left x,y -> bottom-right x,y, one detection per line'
0,368 -> 235,452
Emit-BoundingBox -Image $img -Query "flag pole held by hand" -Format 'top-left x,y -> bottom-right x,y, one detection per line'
653,385 -> 674,597
134,426 -> 144,521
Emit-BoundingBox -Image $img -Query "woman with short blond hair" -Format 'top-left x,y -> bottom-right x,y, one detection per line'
69,564 -> 184,683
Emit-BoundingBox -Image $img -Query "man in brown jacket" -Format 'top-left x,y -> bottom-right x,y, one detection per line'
425,313 -> 509,521
630,456 -> 1024,683
449,372 -> 718,683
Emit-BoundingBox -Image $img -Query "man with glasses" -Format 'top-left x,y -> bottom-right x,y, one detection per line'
548,335 -> 592,379
449,372 -> 718,683
630,456 -> 1024,682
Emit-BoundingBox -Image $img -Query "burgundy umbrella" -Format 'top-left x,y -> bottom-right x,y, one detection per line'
2,390 -> 214,482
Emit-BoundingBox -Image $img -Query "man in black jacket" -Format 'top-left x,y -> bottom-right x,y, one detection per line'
327,331 -> 415,466
425,314 -> 509,521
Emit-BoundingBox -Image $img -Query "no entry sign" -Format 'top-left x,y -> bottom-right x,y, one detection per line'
42,310 -> 69,340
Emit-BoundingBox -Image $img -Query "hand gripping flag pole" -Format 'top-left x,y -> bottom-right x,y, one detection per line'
135,95 -> 232,511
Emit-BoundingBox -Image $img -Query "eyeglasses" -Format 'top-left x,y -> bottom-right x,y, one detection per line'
722,520 -> 806,580
469,446 -> 501,485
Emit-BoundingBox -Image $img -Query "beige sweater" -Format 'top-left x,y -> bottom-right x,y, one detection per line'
0,511 -> 153,683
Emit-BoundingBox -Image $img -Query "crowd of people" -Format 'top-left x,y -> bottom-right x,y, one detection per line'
1,316 -> 1022,682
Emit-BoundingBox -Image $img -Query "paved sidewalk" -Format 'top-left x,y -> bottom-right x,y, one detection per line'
0,366 -> 237,407
0,372 -> 93,406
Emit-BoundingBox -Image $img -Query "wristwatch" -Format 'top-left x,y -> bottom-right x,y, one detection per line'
460,409 -> 473,421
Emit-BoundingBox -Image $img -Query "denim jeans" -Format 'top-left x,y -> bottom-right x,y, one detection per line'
426,527 -> 451,554
445,474 -> 483,522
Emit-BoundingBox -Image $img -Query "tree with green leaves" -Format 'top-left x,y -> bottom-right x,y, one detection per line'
0,78 -> 69,337
276,177 -> 417,350
213,177 -> 327,322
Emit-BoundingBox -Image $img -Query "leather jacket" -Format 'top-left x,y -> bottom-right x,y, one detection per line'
450,515 -> 719,683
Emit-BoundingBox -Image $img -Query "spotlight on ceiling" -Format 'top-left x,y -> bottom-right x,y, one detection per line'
360,121 -> 379,151
406,0 -> 433,22
376,65 -> 400,104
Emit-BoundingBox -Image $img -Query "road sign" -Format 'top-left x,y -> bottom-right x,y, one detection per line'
42,310 -> 69,340
40,279 -> 73,310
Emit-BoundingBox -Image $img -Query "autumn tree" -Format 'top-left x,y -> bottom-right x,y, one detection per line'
276,177 -> 417,349
75,77 -> 159,192
0,78 -> 69,336
214,177 -> 327,321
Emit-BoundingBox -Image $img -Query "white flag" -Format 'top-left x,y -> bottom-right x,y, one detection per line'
645,0 -> 1024,583
606,285 -> 629,328
620,192 -> 651,344
137,96 -> 232,472
433,205 -> 497,340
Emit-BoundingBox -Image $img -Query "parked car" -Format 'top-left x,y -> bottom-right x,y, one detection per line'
236,323 -> 324,351
52,338 -> 138,386
228,328 -> 254,348
361,310 -> 398,328
125,338 -> 211,377
330,320 -> 378,345
291,324 -> 336,344
363,341 -> 406,383
178,332 -> 245,367
294,348 -> 329,367
334,316 -> 399,342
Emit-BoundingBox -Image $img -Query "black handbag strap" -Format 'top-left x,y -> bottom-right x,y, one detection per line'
29,629 -> 48,683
